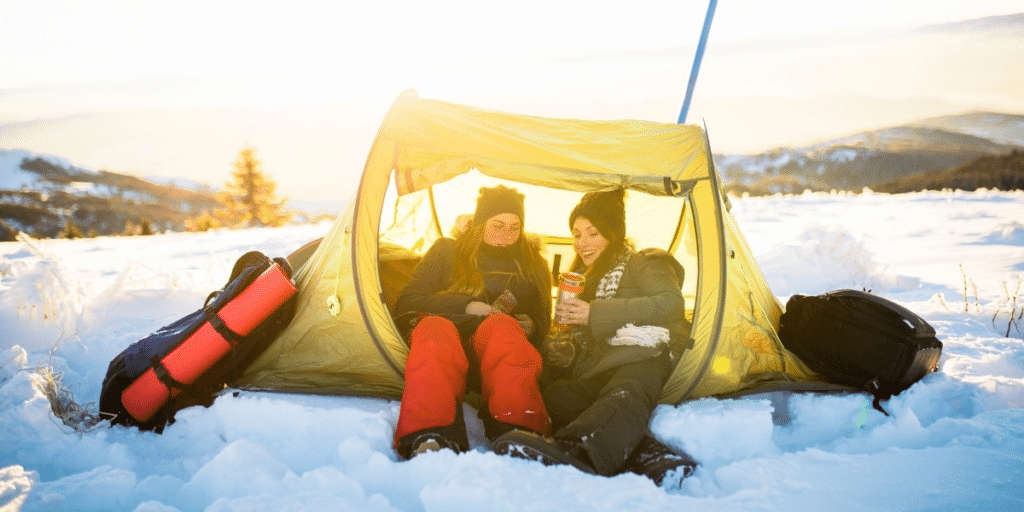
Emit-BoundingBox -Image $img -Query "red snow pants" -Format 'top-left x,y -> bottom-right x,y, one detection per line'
394,313 -> 551,445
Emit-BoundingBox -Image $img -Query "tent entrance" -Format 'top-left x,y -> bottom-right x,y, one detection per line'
373,169 -> 700,355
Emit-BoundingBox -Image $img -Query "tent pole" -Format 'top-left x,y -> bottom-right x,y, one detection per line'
677,0 -> 718,124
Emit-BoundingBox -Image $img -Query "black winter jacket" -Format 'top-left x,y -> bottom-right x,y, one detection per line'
393,238 -> 551,346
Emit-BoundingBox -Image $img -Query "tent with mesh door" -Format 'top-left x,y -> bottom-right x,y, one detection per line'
235,89 -> 819,404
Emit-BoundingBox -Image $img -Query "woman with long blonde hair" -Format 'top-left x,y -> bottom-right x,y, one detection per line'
392,185 -> 553,459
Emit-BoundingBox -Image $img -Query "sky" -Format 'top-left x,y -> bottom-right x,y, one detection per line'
1,0 -> 1023,201
2,189 -> 1023,510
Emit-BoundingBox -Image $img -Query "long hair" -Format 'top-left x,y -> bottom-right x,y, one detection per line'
447,224 -> 488,296
447,224 -> 552,318
569,224 -> 635,301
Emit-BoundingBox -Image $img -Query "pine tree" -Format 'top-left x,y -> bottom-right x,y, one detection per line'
139,218 -> 154,236
60,220 -> 82,239
185,212 -> 220,232
212,147 -> 292,228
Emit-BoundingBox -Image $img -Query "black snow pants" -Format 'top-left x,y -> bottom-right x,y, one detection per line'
542,351 -> 673,476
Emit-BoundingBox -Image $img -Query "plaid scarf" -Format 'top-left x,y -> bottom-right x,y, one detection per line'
594,247 -> 633,300
573,247 -> 635,363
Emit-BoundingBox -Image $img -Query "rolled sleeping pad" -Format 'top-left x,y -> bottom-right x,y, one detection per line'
120,262 -> 297,422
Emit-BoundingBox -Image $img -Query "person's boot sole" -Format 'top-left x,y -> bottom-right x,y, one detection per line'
493,430 -> 596,474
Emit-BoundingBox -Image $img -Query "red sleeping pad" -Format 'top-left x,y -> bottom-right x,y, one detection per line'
116,259 -> 297,424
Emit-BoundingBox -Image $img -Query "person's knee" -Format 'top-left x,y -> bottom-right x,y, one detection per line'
607,360 -> 669,403
543,381 -> 589,429
474,314 -> 538,363
597,378 -> 656,414
411,317 -> 461,347
478,313 -> 520,333
408,316 -> 466,369
415,315 -> 459,335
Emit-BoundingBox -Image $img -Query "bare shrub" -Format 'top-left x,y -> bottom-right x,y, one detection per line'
32,365 -> 105,433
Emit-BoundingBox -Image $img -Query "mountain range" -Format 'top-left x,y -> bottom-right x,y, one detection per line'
714,111 -> 1024,195
913,12 -> 1024,36
0,150 -> 221,240
2,111 -> 1023,240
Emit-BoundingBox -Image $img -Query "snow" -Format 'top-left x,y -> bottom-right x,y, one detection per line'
2,190 -> 1024,511
0,150 -> 40,190
825,148 -> 861,163
0,149 -> 100,183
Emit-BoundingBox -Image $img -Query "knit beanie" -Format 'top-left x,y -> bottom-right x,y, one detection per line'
569,188 -> 626,242
473,185 -> 526,226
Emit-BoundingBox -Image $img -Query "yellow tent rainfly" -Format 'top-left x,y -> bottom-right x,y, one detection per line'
235,90 -> 819,404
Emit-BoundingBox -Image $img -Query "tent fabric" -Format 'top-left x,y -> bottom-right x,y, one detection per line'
236,90 -> 818,404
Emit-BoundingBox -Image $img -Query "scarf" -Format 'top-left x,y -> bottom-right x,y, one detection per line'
572,247 -> 635,362
594,247 -> 633,300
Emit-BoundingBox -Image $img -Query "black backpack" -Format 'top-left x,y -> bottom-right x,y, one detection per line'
778,289 -> 942,414
99,251 -> 298,432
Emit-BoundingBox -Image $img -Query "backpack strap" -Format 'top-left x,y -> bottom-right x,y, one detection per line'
206,308 -> 246,347
828,289 -> 935,339
272,257 -> 293,279
204,252 -> 278,308
230,251 -> 273,282
150,355 -> 188,391
864,377 -> 890,416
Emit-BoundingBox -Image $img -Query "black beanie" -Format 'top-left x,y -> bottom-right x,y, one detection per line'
473,185 -> 526,226
569,188 -> 626,242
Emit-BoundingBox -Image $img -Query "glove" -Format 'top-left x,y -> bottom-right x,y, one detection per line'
543,330 -> 578,368
514,314 -> 535,337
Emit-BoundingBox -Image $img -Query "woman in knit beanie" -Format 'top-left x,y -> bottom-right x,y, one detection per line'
495,188 -> 698,488
566,188 -> 631,290
391,184 -> 553,460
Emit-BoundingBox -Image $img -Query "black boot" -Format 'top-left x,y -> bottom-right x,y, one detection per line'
492,430 -> 596,474
406,432 -> 462,459
397,405 -> 470,460
623,436 -> 698,488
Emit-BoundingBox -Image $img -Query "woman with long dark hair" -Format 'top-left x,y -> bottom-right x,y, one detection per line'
495,188 -> 699,487
392,185 -> 553,459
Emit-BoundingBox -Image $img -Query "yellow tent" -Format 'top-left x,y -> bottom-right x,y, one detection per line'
236,90 -> 818,404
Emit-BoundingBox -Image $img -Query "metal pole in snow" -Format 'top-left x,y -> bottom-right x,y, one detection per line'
678,0 -> 718,124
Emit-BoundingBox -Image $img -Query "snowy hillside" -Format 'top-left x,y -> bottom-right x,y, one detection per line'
2,190 -> 1023,511
908,112 -> 1024,148
914,12 -> 1024,36
0,149 -> 345,238
714,112 -> 1024,193
0,149 -> 97,190
0,149 -> 222,237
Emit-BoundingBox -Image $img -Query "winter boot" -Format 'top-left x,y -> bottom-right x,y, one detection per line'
407,432 -> 461,459
623,436 -> 698,488
492,430 -> 596,474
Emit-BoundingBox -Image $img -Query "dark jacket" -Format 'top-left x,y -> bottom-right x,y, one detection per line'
542,248 -> 689,475
571,248 -> 690,379
393,238 -> 550,345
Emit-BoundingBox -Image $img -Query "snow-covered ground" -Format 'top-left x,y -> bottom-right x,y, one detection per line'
2,190 -> 1023,511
